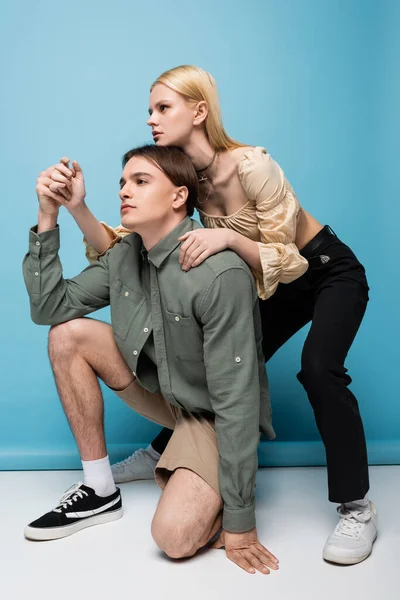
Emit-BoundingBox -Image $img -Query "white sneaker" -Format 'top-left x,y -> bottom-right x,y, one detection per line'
111,448 -> 158,483
323,502 -> 378,565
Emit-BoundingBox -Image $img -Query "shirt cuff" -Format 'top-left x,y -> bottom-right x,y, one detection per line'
222,499 -> 256,533
29,225 -> 60,256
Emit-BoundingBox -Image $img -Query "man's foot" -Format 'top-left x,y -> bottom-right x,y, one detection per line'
24,483 -> 122,541
111,447 -> 158,483
323,501 -> 378,565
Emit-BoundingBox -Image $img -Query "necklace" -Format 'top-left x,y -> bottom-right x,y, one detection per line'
195,151 -> 218,183
197,152 -> 220,205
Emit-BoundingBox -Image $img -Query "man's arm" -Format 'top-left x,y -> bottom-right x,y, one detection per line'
200,266 -> 279,574
23,175 -> 111,325
47,158 -> 121,256
200,266 -> 261,532
23,222 -> 111,325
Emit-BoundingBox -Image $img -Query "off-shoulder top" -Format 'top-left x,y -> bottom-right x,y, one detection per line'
84,147 -> 308,300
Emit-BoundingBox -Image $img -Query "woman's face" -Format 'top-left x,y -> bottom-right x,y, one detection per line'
148,83 -> 197,147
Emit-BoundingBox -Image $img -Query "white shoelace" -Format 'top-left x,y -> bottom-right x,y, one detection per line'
53,483 -> 89,513
113,449 -> 147,468
335,505 -> 372,538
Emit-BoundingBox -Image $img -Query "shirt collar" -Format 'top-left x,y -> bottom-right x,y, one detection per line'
143,217 -> 194,269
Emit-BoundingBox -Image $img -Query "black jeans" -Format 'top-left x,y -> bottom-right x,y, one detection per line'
259,226 -> 370,502
151,226 -> 370,503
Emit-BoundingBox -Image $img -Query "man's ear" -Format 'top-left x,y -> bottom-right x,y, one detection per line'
193,101 -> 208,126
172,186 -> 189,211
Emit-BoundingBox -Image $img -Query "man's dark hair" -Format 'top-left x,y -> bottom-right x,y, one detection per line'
122,145 -> 199,217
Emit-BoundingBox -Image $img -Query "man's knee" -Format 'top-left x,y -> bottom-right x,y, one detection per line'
151,514 -> 197,559
151,469 -> 221,559
48,319 -> 85,361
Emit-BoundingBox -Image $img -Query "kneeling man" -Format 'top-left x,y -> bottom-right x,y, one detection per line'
23,145 -> 278,575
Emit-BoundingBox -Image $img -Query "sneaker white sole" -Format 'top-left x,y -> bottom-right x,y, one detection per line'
323,532 -> 377,565
24,507 -> 123,541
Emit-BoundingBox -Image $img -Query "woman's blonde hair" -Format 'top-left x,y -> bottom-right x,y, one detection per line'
151,65 -> 246,152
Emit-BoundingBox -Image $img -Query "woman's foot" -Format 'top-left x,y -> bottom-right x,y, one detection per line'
111,446 -> 160,483
323,501 -> 378,564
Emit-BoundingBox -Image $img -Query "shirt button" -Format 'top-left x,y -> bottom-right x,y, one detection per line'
143,327 -> 149,333
235,356 -> 241,363
133,350 -> 138,356
35,241 -> 40,247
175,316 -> 180,322
124,291 -> 129,297
34,272 -> 39,277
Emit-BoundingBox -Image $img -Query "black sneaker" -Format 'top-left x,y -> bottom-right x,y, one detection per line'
24,482 -> 123,541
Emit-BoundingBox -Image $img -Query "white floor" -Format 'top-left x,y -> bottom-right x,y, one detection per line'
1,466 -> 398,600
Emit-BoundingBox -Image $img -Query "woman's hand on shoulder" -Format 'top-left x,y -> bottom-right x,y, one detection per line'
178,228 -> 233,271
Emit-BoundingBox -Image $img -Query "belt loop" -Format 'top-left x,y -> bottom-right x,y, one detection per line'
326,225 -> 337,237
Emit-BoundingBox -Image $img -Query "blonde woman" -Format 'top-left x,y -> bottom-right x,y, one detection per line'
48,65 -> 376,565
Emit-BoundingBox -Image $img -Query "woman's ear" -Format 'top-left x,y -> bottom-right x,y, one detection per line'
193,101 -> 208,126
172,186 -> 189,211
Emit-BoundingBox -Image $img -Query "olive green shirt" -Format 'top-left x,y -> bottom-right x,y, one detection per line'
23,216 -> 275,532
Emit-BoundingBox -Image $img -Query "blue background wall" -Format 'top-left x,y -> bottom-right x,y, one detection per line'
1,0 -> 398,469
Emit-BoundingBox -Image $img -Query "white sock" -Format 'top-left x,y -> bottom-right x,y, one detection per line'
146,444 -> 161,462
82,455 -> 116,497
344,494 -> 370,511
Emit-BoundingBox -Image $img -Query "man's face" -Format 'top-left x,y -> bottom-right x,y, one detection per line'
119,156 -> 179,232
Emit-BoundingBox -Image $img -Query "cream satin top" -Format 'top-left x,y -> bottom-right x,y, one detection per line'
84,147 -> 309,300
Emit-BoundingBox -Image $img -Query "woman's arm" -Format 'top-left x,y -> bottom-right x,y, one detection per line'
69,203 -> 117,254
50,158 -> 128,261
228,230 -> 262,272
179,227 -> 263,273
179,147 -> 308,299
238,147 -> 309,299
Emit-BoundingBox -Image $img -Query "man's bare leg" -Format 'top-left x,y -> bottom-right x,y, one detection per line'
24,318 -> 133,541
48,317 -> 136,497
48,318 -> 134,460
151,468 -> 222,559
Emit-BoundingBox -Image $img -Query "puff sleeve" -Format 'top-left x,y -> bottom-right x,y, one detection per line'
83,222 -> 131,264
238,147 -> 308,299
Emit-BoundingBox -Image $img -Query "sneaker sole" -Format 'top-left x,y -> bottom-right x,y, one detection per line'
24,507 -> 123,541
112,471 -> 155,484
323,532 -> 377,565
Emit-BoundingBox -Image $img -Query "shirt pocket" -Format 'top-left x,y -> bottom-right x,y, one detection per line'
164,309 -> 203,361
110,279 -> 146,341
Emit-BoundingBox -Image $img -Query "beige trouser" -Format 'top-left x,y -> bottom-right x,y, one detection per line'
115,379 -> 221,499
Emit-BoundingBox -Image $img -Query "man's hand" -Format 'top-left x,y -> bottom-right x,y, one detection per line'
36,162 -> 71,216
36,158 -> 86,217
55,157 -> 86,213
210,527 -> 279,575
